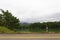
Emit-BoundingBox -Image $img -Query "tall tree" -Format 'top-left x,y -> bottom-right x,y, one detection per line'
0,9 -> 20,30
0,14 -> 3,26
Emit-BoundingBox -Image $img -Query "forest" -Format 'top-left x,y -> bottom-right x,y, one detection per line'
0,9 -> 60,33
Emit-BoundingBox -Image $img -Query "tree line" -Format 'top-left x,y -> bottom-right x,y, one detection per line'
29,22 -> 60,33
20,22 -> 60,33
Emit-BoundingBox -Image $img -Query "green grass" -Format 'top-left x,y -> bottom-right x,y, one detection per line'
0,26 -> 16,34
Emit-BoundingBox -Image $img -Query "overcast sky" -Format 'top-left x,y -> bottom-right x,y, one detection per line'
0,0 -> 60,23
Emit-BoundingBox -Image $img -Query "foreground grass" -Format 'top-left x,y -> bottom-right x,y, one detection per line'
0,26 -> 16,34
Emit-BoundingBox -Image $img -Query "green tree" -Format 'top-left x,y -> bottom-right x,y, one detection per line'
0,14 -> 3,26
0,9 -> 20,30
30,22 -> 45,32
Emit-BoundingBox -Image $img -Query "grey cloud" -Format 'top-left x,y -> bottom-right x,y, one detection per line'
48,13 -> 60,20
21,13 -> 60,23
